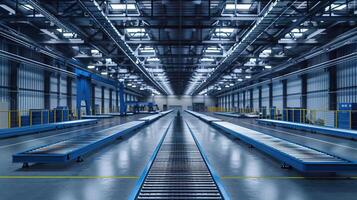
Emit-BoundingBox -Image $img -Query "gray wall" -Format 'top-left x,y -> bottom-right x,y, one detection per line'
147,95 -> 216,110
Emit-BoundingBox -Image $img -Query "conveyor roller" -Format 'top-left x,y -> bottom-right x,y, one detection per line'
135,115 -> 226,200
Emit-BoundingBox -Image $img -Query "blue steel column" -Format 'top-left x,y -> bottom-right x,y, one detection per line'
115,87 -> 119,112
282,79 -> 287,109
119,82 -> 126,115
76,77 -> 92,118
250,89 -> 253,109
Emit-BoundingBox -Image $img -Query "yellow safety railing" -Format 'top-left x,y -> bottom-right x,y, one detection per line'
206,107 -> 357,130
0,109 -> 80,129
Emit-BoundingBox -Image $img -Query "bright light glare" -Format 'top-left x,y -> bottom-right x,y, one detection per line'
111,3 -> 136,10
265,65 -> 272,69
147,57 -> 160,62
225,3 -> 252,11
201,58 -> 215,62
87,65 -> 95,69
23,4 -> 34,10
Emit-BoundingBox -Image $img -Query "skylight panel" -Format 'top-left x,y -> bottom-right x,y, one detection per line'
110,3 -> 136,10
225,3 -> 252,11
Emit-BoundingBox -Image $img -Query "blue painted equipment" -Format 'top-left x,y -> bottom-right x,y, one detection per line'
12,109 -> 172,166
13,121 -> 145,165
338,103 -> 357,130
185,110 -> 222,123
0,119 -> 97,139
189,112 -> 357,172
257,118 -> 357,140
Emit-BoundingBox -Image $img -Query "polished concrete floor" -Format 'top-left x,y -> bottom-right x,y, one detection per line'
188,112 -> 357,200
0,114 -> 173,200
1,112 -> 357,200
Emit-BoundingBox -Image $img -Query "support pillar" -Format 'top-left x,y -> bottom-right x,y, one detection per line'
328,51 -> 337,110
258,86 -> 262,109
301,74 -> 307,109
119,82 -> 126,115
282,79 -> 287,109
109,89 -> 113,113
101,86 -> 105,114
249,89 -> 253,109
268,83 -> 273,108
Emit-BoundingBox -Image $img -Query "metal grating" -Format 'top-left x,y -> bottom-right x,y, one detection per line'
136,116 -> 224,199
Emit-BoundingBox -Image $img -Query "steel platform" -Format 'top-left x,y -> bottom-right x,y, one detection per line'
13,121 -> 145,166
214,112 -> 259,118
139,110 -> 173,123
185,110 -> 222,123
81,115 -> 113,119
257,119 -> 357,140
213,121 -> 357,172
130,115 -> 229,200
0,119 -> 98,139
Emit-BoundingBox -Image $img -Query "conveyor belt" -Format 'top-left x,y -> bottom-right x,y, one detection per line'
185,110 -> 222,123
0,119 -> 98,139
13,121 -> 145,165
257,119 -> 357,140
132,115 -> 228,200
188,111 -> 357,173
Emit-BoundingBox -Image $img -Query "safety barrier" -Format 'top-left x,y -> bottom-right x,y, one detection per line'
0,109 -> 79,128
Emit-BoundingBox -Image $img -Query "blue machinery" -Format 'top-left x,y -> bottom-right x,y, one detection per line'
76,68 -> 130,117
129,113 -> 229,200
13,110 -> 173,167
126,101 -> 159,114
186,110 -> 357,173
0,119 -> 97,139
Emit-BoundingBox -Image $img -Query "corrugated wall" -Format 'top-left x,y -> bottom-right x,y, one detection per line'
50,75 -> 58,109
18,64 -> 44,110
95,86 -> 102,113
239,92 -> 244,108
287,78 -> 302,107
261,85 -> 269,108
336,44 -> 357,104
307,71 -> 329,110
72,80 -> 77,111
272,81 -> 283,109
0,39 -> 9,104
245,90 -> 250,108
59,76 -> 67,107
253,88 -> 259,110
104,88 -> 110,113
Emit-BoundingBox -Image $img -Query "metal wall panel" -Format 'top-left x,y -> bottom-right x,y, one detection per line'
59,76 -> 67,107
239,92 -> 244,108
234,93 -> 238,108
245,90 -> 250,107
307,71 -> 329,110
0,57 -> 9,103
287,78 -> 302,107
18,64 -> 44,110
336,54 -> 357,104
104,88 -> 110,113
253,88 -> 259,110
50,75 -> 58,109
272,81 -> 283,109
95,86 -> 102,112
72,80 -> 77,111
261,85 -> 269,108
